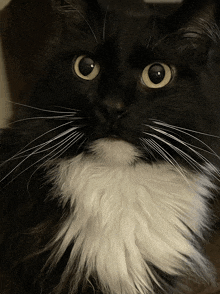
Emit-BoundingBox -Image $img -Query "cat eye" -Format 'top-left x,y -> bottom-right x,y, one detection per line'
73,55 -> 100,80
141,63 -> 172,89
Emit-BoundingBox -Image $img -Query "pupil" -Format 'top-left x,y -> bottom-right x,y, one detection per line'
148,64 -> 165,84
79,57 -> 95,76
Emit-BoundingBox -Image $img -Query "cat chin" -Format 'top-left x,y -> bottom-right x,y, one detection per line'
89,138 -> 141,165
46,153 -> 216,294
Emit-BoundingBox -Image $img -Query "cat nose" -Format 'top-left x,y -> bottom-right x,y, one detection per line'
101,96 -> 127,119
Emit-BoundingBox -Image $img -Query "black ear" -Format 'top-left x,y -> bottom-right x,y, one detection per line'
172,0 -> 220,43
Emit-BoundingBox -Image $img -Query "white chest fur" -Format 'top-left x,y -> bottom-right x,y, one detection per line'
47,139 -> 215,294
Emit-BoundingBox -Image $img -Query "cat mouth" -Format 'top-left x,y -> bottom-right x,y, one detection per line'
89,120 -> 139,145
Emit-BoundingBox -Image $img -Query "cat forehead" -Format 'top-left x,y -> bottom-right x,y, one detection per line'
102,15 -> 156,51
54,1 -> 219,65
64,12 -> 162,55
55,1 -> 170,45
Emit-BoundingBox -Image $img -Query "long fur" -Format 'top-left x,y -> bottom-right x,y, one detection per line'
45,139 -> 216,294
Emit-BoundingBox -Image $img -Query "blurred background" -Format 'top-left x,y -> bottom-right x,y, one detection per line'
0,0 -> 12,128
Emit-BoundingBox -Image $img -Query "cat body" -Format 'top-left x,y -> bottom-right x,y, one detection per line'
1,0 -> 220,293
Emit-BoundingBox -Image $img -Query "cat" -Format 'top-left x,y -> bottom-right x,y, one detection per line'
1,0 -> 220,293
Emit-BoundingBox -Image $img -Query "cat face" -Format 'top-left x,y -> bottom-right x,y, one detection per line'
8,0 -> 217,173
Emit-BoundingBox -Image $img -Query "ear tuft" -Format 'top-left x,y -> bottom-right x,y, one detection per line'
52,0 -> 87,14
52,0 -> 76,12
51,0 -> 89,24
186,1 -> 220,43
177,0 -> 220,43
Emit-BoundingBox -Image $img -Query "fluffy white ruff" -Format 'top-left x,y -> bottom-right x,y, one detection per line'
47,139 -> 215,294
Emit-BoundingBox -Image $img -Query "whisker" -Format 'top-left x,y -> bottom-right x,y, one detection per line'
144,120 -> 220,182
26,132 -> 84,191
9,115 -> 79,125
0,125 -> 80,179
150,126 -> 220,162
47,132 -> 84,162
0,121 -> 75,167
75,137 -> 88,154
146,138 -> 175,166
0,143 -> 51,184
7,101 -> 78,114
152,119 -> 220,139
23,130 -> 82,156
20,126 -> 80,157
148,120 -> 220,176
141,137 -> 190,183
139,138 -> 156,160
148,133 -> 207,174
141,138 -> 168,162
3,130 -> 83,185
53,106 -> 80,112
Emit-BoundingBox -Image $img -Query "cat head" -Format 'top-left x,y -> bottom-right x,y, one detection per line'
8,0 -> 220,170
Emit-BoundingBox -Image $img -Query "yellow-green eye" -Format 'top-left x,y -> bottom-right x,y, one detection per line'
141,63 -> 172,88
73,55 -> 100,80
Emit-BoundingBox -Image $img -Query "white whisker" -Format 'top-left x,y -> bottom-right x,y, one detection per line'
148,132 -> 205,174
150,126 -> 220,174
140,139 -> 156,160
53,106 -> 79,112
0,143 -> 49,184
26,132 -> 84,191
150,126 -> 211,154
152,119 -> 220,139
143,138 -> 172,164
154,121 -> 220,158
24,131 -> 82,156
0,127 -> 80,182
46,132 -> 84,162
9,114 -> 79,125
0,121 -> 75,167
8,101 -> 78,114
141,137 -> 190,184
3,130 -> 83,185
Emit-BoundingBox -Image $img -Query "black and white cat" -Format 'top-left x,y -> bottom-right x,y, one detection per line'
1,0 -> 220,293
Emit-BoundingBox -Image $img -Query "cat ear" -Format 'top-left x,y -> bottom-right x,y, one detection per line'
176,0 -> 220,43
